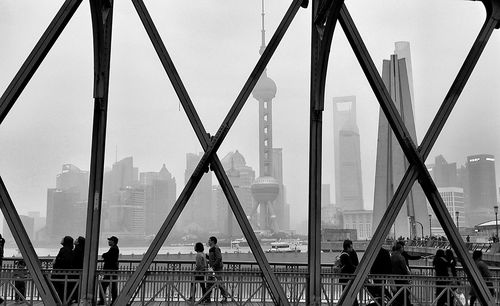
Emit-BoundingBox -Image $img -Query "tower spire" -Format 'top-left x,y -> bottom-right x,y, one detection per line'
259,0 -> 266,55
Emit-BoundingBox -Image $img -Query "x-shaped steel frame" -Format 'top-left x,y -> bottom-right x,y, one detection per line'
334,1 -> 500,305
114,0 -> 306,304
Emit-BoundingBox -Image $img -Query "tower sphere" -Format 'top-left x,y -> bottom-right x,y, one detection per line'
251,176 -> 279,203
252,73 -> 277,101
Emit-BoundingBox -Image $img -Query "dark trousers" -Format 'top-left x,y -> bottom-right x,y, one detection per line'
52,276 -> 69,304
190,275 -> 207,300
100,274 -> 118,303
14,280 -> 26,301
206,272 -> 228,299
394,280 -> 412,306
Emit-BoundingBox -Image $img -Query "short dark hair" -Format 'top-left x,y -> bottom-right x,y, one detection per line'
473,250 -> 482,261
343,239 -> 352,251
195,242 -> 204,253
396,240 -> 405,247
393,243 -> 403,252
209,236 -> 218,244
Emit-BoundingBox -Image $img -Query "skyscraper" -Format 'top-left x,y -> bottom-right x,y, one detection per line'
46,164 -> 88,241
140,164 -> 177,236
429,155 -> 459,188
215,151 -> 255,235
465,154 -> 497,226
333,96 -> 364,211
372,43 -> 429,239
183,152 -> 214,232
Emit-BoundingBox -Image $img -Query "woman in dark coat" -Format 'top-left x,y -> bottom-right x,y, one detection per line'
52,236 -> 74,303
433,249 -> 449,306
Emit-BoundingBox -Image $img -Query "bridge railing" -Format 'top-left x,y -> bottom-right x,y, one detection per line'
1,259 -> 500,305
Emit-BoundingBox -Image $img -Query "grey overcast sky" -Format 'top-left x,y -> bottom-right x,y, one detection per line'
0,0 -> 499,233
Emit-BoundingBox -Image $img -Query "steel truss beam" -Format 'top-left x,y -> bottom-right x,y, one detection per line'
81,0 -> 114,304
0,0 -> 83,304
114,0 -> 304,304
337,1 -> 499,304
307,0 -> 343,304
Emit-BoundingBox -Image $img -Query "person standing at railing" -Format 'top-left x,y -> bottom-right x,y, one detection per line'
469,250 -> 494,306
338,243 -> 359,306
52,236 -> 75,304
206,236 -> 228,303
445,249 -> 458,305
0,233 -> 5,304
71,236 -> 85,304
98,236 -> 119,305
367,247 -> 393,305
397,240 -> 422,272
189,242 -> 208,303
391,243 -> 413,306
433,249 -> 450,306
14,259 -> 27,303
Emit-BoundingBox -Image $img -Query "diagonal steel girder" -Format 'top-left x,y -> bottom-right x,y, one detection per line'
0,0 -> 83,304
0,0 -> 83,125
337,1 -> 499,304
307,0 -> 343,304
114,0 -> 304,304
80,0 -> 114,304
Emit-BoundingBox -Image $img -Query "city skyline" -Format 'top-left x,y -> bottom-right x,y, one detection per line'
1,1 -> 500,233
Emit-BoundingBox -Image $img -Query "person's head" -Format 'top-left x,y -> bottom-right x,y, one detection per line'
107,236 -> 118,246
392,243 -> 403,254
396,240 -> 405,250
195,242 -> 204,253
208,236 -> 217,247
445,249 -> 455,260
75,236 -> 85,247
17,260 -> 26,268
343,239 -> 353,252
472,250 -> 482,261
61,236 -> 74,248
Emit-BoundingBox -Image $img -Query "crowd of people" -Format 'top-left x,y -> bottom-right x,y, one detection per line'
51,235 -> 119,305
337,239 -> 495,306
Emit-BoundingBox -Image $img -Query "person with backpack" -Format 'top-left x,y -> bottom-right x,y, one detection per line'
338,240 -> 359,306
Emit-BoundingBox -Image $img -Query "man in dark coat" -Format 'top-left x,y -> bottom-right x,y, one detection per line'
206,236 -> 228,303
98,236 -> 119,305
397,240 -> 421,271
53,236 -> 74,304
391,243 -> 412,306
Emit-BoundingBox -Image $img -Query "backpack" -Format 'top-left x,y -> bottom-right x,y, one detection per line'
333,251 -> 348,273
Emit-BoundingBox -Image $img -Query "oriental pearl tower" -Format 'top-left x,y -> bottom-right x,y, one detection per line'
250,0 -> 280,233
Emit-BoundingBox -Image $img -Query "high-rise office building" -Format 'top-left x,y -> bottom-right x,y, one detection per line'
465,154 -> 497,226
333,96 -> 364,211
429,187 -> 465,235
3,215 -> 35,243
343,210 -> 373,240
215,151 -> 255,235
183,152 -> 214,232
140,164 -> 177,236
372,43 -> 429,239
103,156 -> 139,195
428,155 -> 459,188
46,164 -> 88,241
104,187 -> 146,240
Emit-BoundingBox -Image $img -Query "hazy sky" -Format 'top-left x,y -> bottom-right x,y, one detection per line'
1,0 -> 499,232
